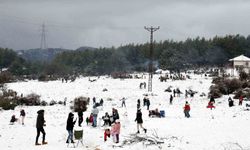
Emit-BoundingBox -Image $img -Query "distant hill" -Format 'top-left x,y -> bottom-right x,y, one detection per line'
16,47 -> 96,62
76,46 -> 97,51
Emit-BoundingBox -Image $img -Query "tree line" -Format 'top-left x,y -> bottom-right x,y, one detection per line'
1,34 -> 250,78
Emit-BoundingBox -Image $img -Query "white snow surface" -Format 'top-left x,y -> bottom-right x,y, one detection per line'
1,74 -> 250,150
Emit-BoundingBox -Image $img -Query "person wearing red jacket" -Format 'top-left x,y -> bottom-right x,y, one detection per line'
207,101 -> 215,110
239,96 -> 243,106
184,101 -> 191,118
104,128 -> 111,142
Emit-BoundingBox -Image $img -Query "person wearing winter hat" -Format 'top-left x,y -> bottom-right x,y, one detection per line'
135,109 -> 147,134
35,110 -> 47,145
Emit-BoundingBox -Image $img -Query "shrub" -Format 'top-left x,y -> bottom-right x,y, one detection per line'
40,100 -> 48,106
234,88 -> 250,99
0,98 -> 18,110
24,93 -> 41,105
209,85 -> 223,98
226,78 -> 242,94
49,100 -> 57,106
38,74 -> 47,81
239,71 -> 248,81
58,101 -> 64,105
0,71 -> 13,84
210,77 -> 246,98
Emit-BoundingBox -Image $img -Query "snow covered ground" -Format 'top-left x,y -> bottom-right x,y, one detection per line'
1,74 -> 250,150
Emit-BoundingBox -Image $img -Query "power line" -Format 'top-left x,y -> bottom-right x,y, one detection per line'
40,23 -> 47,50
144,26 -> 160,92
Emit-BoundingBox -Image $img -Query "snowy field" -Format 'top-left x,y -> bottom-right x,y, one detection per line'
1,74 -> 250,150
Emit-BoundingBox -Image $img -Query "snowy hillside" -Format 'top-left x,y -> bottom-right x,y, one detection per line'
1,74 -> 250,150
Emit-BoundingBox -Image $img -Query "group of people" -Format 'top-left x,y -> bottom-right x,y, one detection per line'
10,109 -> 26,125
228,96 -> 244,107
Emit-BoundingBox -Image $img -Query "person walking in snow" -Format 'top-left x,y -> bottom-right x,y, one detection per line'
239,95 -> 243,106
169,94 -> 173,105
35,109 -> 47,145
111,119 -> 121,143
146,98 -> 150,110
121,97 -> 126,107
66,112 -> 76,143
183,101 -> 191,118
92,105 -> 99,127
135,109 -> 147,134
173,89 -> 176,97
92,97 -> 96,105
78,110 -> 83,127
20,109 -> 26,125
185,90 -> 188,98
228,97 -> 234,107
137,99 -> 141,110
143,97 -> 147,106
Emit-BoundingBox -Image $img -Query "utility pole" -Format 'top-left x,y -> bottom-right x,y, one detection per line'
144,26 -> 160,92
40,23 -> 47,50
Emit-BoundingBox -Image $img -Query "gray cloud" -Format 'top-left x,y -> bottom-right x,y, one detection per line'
0,0 -> 250,50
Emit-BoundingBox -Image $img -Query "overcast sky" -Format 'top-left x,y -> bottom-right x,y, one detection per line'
0,0 -> 250,50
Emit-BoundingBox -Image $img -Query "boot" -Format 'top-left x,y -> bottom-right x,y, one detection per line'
42,141 -> 48,145
144,128 -> 147,133
35,143 -> 41,146
71,140 -> 75,143
66,140 -> 69,143
137,131 -> 140,134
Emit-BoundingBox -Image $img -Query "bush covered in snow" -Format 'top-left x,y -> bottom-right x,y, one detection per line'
19,93 -> 41,106
0,98 -> 18,110
0,71 -> 13,84
210,77 -> 250,98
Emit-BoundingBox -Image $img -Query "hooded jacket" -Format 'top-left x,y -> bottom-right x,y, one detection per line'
66,112 -> 76,130
135,110 -> 143,124
36,110 -> 45,128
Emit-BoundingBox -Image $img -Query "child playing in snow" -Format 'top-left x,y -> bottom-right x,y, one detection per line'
10,115 -> 18,125
104,128 -> 111,142
111,119 -> 121,143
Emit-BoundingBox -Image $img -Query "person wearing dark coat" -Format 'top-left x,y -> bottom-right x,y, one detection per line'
209,96 -> 215,103
228,97 -> 234,107
78,111 -> 83,127
169,95 -> 173,105
100,98 -> 104,106
102,112 -> 111,126
135,109 -> 147,134
66,112 -> 76,143
10,115 -> 18,125
137,99 -> 141,110
35,110 -> 47,145
20,109 -> 26,125
111,108 -> 119,123
143,97 -> 147,106
146,99 -> 150,110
